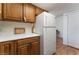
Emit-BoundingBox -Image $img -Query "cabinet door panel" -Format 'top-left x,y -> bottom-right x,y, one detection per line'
24,4 -> 35,22
31,42 -> 40,55
0,41 -> 16,55
18,44 -> 31,55
0,3 -> 2,20
0,44 -> 10,55
11,4 -> 22,20
3,3 -> 22,21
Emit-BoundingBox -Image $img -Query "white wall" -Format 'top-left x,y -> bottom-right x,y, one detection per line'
55,15 -> 63,38
49,4 -> 79,16
0,21 -> 33,36
63,11 -> 79,48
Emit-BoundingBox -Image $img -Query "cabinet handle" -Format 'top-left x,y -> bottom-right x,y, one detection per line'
0,11 -> 1,14
24,17 -> 27,22
26,43 -> 31,46
32,42 -> 39,44
19,43 -> 31,47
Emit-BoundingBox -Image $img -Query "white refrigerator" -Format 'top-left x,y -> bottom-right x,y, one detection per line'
34,12 -> 56,55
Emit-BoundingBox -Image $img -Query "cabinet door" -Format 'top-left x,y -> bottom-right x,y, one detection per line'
18,43 -> 31,55
31,42 -> 40,55
24,4 -> 35,23
36,7 -> 44,16
3,3 -> 23,21
0,41 -> 16,55
0,3 -> 2,20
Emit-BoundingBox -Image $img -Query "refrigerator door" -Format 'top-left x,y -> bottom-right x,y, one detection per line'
42,27 -> 56,55
44,13 -> 55,27
35,14 -> 43,35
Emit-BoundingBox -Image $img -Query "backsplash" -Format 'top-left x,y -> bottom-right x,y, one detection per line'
0,21 -> 33,35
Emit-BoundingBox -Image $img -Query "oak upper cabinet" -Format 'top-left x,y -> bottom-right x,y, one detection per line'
0,4 -> 2,20
24,4 -> 36,23
3,3 -> 23,21
2,3 -> 45,22
0,41 -> 16,55
31,41 -> 40,55
36,7 -> 44,16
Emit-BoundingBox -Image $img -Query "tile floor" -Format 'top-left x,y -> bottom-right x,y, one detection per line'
56,37 -> 79,55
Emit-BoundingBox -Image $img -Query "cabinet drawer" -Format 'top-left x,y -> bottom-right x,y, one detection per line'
17,36 -> 40,46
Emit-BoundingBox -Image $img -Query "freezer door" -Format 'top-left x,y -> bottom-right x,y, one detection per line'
44,14 -> 55,27
43,28 -> 56,55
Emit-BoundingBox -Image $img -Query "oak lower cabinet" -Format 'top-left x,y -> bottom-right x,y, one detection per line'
0,36 -> 40,55
17,36 -> 40,55
0,41 -> 16,55
18,42 -> 40,55
31,42 -> 40,55
18,43 -> 31,55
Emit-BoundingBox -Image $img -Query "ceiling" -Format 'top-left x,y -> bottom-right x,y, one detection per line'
32,3 -> 79,16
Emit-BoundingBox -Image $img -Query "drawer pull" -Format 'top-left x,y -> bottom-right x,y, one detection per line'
18,43 -> 31,46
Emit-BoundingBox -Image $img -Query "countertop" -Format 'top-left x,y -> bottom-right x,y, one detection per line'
0,33 -> 40,42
